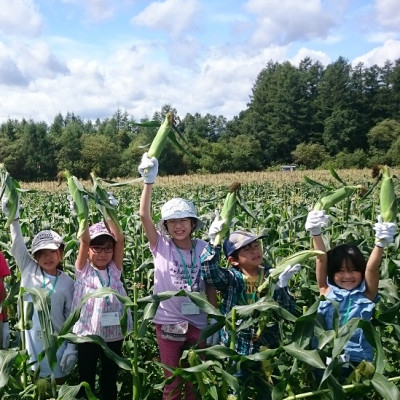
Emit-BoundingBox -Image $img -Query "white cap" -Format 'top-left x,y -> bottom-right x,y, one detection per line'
32,230 -> 63,255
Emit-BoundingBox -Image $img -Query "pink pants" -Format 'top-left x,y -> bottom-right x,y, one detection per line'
156,323 -> 204,400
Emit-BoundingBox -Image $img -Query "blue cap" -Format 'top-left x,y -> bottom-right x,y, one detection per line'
223,230 -> 266,257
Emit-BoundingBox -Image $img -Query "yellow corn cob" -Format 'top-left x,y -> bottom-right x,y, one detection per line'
90,172 -> 123,234
58,170 -> 89,238
379,165 -> 397,223
313,185 -> 363,211
257,249 -> 324,293
0,163 -> 21,228
213,182 -> 241,246
147,112 -> 174,159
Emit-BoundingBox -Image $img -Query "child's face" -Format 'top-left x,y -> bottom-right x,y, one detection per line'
231,240 -> 263,272
165,218 -> 195,241
35,249 -> 62,275
89,239 -> 114,269
333,262 -> 362,291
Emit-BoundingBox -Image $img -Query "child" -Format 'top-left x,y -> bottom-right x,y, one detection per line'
1,196 -> 76,380
138,153 -> 216,400
201,228 -> 298,399
71,219 -> 132,400
0,251 -> 11,349
305,210 -> 396,372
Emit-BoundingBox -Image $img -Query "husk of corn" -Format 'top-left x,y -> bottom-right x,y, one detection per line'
213,182 -> 241,246
257,249 -> 324,293
147,112 -> 174,159
378,165 -> 397,223
0,163 -> 21,228
90,172 -> 123,234
313,185 -> 363,211
57,170 -> 89,238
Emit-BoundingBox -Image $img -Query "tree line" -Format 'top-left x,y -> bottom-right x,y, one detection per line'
1,56 -> 400,181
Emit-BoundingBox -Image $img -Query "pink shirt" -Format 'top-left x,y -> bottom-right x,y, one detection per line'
0,252 -> 10,322
72,260 -> 132,341
151,232 -> 208,329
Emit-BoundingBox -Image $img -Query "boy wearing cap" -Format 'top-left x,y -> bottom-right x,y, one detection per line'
1,196 -> 75,381
201,228 -> 299,399
139,153 -> 217,400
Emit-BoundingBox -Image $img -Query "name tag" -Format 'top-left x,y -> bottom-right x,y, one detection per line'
101,312 -> 120,327
181,302 -> 200,315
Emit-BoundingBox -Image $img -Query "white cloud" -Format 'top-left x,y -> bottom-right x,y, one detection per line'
352,39 -> 400,66
374,0 -> 400,30
61,0 -> 115,22
0,0 -> 43,36
290,48 -> 331,66
131,0 -> 201,37
243,0 -> 336,47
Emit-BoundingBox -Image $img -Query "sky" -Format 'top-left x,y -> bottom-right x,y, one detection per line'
0,0 -> 399,124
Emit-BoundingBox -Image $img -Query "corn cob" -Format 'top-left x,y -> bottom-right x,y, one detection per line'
379,165 -> 397,223
213,182 -> 241,246
257,249 -> 324,293
57,170 -> 89,238
147,112 -> 174,159
0,163 -> 21,228
90,172 -> 123,234
313,185 -> 363,211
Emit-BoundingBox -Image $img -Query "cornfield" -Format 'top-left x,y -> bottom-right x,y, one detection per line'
1,169 -> 400,400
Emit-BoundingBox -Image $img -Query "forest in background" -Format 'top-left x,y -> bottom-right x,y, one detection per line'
1,56 -> 400,181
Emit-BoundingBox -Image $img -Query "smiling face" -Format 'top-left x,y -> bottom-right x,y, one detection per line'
165,217 -> 196,246
35,249 -> 63,276
89,236 -> 115,270
333,261 -> 363,291
229,240 -> 263,276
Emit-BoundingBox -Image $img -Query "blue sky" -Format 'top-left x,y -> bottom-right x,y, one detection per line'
0,0 -> 399,123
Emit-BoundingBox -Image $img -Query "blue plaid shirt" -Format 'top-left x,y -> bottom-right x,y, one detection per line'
201,243 -> 295,355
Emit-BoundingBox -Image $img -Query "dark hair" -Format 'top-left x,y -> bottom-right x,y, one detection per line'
90,235 -> 116,246
327,244 -> 366,286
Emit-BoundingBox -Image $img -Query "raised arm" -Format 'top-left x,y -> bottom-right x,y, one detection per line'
107,218 -> 124,271
76,225 -> 90,272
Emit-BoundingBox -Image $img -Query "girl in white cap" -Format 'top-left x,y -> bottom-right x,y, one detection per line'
138,152 -> 216,400
1,196 -> 75,382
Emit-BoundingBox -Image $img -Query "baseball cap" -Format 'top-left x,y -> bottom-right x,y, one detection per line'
223,230 -> 267,257
156,197 -> 204,234
32,230 -> 64,255
89,221 -> 115,241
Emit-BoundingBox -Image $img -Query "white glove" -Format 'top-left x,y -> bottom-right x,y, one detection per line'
1,195 -> 20,220
107,191 -> 118,206
305,210 -> 328,236
60,343 -> 78,375
68,194 -> 89,217
270,264 -> 301,289
208,211 -> 226,244
206,318 -> 220,346
138,152 -> 159,184
2,321 -> 10,349
373,215 -> 397,248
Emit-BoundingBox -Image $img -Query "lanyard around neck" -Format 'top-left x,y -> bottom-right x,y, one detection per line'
175,241 -> 197,289
41,269 -> 59,297
93,265 -> 111,288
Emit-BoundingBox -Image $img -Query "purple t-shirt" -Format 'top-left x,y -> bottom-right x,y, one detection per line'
151,232 -> 208,329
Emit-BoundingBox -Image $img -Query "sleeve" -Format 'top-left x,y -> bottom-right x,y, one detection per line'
200,243 -> 233,292
10,220 -> 33,273
0,252 -> 11,277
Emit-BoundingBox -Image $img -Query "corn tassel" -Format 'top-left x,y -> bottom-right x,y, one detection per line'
213,182 -> 241,246
313,185 -> 363,211
90,172 -> 123,234
0,163 -> 21,228
257,249 -> 324,293
147,112 -> 174,159
379,165 -> 397,223
57,170 -> 89,238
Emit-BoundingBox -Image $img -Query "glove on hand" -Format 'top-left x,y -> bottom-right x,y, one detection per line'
208,211 -> 226,244
138,152 -> 159,184
305,210 -> 328,236
2,321 -> 10,349
107,191 -> 118,206
1,195 -> 20,220
270,264 -> 301,289
206,318 -> 220,346
373,215 -> 397,248
60,343 -> 78,375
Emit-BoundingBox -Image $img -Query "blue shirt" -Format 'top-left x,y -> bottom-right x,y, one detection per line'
200,243 -> 296,355
318,280 -> 378,362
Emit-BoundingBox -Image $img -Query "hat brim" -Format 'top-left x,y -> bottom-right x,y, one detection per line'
157,218 -> 204,235
32,243 -> 61,255
90,231 -> 115,241
224,234 -> 267,257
